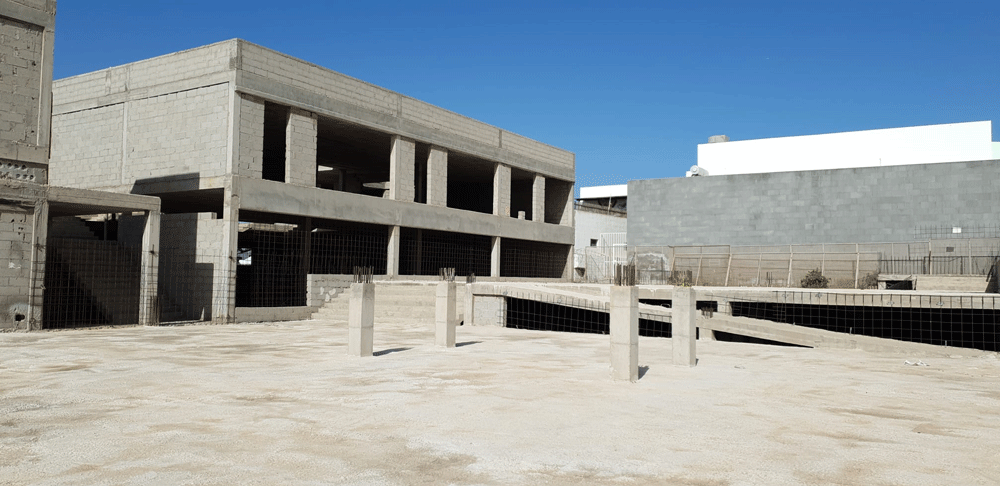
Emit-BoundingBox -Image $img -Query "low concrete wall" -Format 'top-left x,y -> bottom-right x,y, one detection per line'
308,274 -> 352,307
235,306 -> 315,323
915,275 -> 990,293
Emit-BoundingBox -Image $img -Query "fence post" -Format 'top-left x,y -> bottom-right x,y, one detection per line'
787,249 -> 794,288
854,244 -> 860,289
724,253 -> 733,286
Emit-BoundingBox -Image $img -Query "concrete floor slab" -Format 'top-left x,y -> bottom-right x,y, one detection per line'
2,320 -> 999,485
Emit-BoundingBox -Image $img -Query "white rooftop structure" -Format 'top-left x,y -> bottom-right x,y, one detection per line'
579,184 -> 627,200
697,121 -> 999,176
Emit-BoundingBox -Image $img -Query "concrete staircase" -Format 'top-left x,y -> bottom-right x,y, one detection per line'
311,282 -> 466,325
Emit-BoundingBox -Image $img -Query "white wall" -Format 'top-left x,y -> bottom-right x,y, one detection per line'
993,142 -> 1000,159
697,121 -> 994,176
579,184 -> 627,199
574,210 -> 627,249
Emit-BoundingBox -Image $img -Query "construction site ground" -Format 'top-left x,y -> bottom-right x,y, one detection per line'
2,318 -> 999,485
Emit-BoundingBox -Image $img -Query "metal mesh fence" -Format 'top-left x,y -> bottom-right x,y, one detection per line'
503,293 -> 672,337
310,220 -> 389,275
236,223 -> 307,308
501,238 -> 567,279
631,238 -> 1000,289
709,290 -> 1000,352
43,238 -> 142,329
399,228 -> 491,277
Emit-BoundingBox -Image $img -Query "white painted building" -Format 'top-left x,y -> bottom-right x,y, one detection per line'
697,121 -> 999,176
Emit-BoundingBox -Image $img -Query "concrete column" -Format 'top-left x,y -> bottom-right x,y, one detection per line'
235,94 -> 265,179
26,199 -> 48,331
610,285 -> 639,382
672,287 -> 697,366
493,163 -> 511,217
139,209 -> 161,326
427,146 -> 448,207
531,174 -> 545,222
285,108 -> 318,187
562,182 -> 575,227
348,282 -> 375,357
387,225 -> 401,277
214,180 -> 240,323
389,135 -> 415,202
490,236 -> 501,278
436,281 -> 457,347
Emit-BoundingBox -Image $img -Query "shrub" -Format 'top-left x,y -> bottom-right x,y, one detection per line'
859,272 -> 879,290
800,269 -> 829,289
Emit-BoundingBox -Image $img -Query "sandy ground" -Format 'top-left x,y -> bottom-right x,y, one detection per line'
2,319 -> 999,486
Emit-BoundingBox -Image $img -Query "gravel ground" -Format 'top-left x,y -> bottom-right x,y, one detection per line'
2,319 -> 999,485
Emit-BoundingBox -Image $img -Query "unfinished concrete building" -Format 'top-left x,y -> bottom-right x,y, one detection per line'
50,39 -> 576,323
1,0 -> 162,331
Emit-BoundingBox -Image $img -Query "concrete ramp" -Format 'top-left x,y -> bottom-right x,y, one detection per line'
472,283 -> 986,356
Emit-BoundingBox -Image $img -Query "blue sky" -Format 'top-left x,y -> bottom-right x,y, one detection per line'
53,1 -> 999,189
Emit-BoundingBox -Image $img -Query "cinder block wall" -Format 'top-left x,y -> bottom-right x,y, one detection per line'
50,84 -> 231,190
0,210 -> 32,329
628,159 -> 1000,247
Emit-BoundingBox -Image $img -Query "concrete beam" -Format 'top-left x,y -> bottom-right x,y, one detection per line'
235,176 -> 574,244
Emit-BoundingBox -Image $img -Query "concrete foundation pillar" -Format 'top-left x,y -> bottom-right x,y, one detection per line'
435,281 -> 457,347
285,108 -> 317,186
427,146 -> 447,207
490,236 -> 501,278
387,225 -> 400,277
348,282 -> 375,357
389,135 -> 415,202
532,174 -> 545,222
673,287 -> 697,366
139,209 -> 161,326
610,285 -> 639,382
493,163 -> 511,217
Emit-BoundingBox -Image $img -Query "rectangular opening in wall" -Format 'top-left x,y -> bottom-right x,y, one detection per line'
414,142 -> 428,204
309,218 -> 390,275
500,238 -> 569,279
43,211 -> 143,329
510,168 -> 533,220
545,178 -> 573,224
398,228 -> 491,277
262,102 -> 289,182
447,151 -> 494,214
236,217 -> 307,307
316,115 -> 392,197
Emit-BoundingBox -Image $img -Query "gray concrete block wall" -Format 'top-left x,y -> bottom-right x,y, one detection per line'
49,105 -> 123,188
237,94 -> 264,179
126,84 -> 229,183
628,160 -> 1000,247
240,42 -> 398,118
401,96 -> 500,148
285,107 -> 317,187
427,146 -> 447,207
159,213 -> 228,321
503,130 -> 574,171
0,210 -> 32,329
0,16 -> 42,145
53,41 -> 236,107
574,211 -> 627,249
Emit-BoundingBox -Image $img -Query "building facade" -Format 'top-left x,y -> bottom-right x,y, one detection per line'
51,40 -> 575,322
